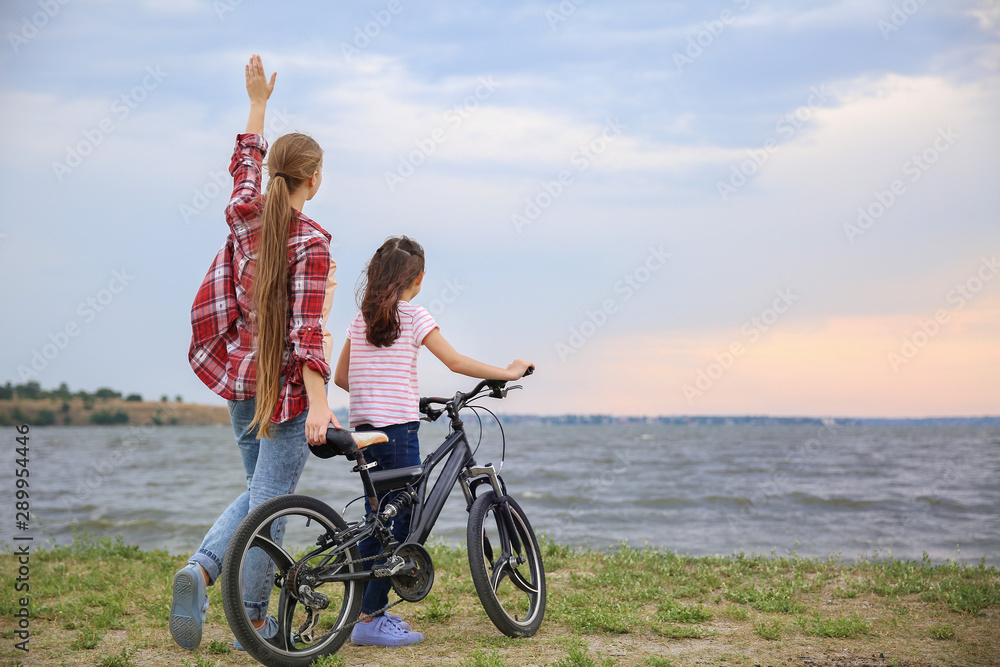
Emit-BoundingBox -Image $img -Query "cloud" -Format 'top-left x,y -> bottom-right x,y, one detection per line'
548,299 -> 1000,417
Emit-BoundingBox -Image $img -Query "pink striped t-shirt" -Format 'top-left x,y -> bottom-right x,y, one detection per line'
347,301 -> 439,428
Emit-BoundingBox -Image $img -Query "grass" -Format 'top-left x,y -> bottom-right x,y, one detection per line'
1,533 -> 998,666
797,611 -> 872,638
97,645 -> 138,667
929,623 -> 957,640
460,647 -> 515,667
753,618 -> 784,640
551,644 -> 617,667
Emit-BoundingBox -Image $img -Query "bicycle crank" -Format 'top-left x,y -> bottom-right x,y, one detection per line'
389,543 -> 435,602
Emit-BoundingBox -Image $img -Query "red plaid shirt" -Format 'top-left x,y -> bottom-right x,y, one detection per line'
189,133 -> 332,424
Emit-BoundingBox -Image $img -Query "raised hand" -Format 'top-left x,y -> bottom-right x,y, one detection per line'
245,54 -> 276,105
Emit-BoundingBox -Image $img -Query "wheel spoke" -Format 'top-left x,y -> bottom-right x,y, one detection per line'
274,586 -> 294,651
483,530 -> 495,565
489,558 -> 510,593
507,564 -> 538,596
248,519 -> 295,574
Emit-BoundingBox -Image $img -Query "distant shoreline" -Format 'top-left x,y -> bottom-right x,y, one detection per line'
2,397 -> 997,427
0,397 -> 229,427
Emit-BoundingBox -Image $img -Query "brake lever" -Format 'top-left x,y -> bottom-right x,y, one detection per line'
421,407 -> 443,422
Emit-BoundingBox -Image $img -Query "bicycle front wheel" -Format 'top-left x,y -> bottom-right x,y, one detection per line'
221,495 -> 363,667
467,490 -> 546,637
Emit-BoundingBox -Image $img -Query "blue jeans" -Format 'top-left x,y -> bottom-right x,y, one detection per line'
189,397 -> 310,621
355,421 -> 420,616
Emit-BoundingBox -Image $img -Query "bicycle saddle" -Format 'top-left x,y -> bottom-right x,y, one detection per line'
309,427 -> 388,460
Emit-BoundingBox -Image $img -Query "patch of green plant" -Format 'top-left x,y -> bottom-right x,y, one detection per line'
721,603 -> 749,620
797,611 -> 871,638
460,648 -> 513,667
724,583 -> 806,614
36,531 -> 143,562
93,602 -> 126,630
753,618 -> 784,640
70,627 -> 103,650
415,593 -> 458,623
551,593 -> 638,633
655,600 -> 712,624
921,577 -> 1000,615
645,658 -> 675,667
205,639 -> 232,654
539,534 -> 574,569
654,624 -> 714,639
310,654 -> 346,667
831,585 -> 858,598
551,645 -> 616,667
929,623 -> 956,640
98,645 -> 138,667
184,657 -> 225,667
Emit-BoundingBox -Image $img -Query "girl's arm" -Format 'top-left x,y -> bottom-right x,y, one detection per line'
334,339 -> 351,392
303,363 -> 341,445
423,329 -> 533,381
244,54 -> 276,136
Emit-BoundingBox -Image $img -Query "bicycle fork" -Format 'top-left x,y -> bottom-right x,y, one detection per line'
460,463 -> 505,506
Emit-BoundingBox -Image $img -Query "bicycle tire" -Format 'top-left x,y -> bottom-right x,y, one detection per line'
467,490 -> 546,637
221,494 -> 363,667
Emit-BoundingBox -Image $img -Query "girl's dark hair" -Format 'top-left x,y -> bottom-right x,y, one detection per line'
358,236 -> 425,347
249,132 -> 323,439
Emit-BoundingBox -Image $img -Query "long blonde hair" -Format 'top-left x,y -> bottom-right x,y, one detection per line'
249,132 -> 323,438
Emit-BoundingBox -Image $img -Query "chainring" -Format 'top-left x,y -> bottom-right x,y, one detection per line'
390,543 -> 435,602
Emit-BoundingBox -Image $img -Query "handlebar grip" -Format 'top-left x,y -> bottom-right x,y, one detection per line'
523,366 -> 534,377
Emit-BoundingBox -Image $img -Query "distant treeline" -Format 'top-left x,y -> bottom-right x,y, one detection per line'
0,381 -> 186,427
0,381 -> 182,404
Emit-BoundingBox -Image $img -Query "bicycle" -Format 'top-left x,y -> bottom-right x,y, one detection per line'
220,373 -> 545,666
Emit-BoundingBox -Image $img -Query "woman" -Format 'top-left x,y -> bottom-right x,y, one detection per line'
170,55 -> 339,650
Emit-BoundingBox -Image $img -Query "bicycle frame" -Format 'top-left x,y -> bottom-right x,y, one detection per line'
408,421 -> 506,545
311,397 -> 507,585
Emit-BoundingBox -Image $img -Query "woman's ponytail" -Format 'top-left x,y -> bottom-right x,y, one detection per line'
249,133 -> 323,438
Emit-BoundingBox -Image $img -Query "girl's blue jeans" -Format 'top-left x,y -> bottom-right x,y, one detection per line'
355,421 -> 420,616
189,396 -> 310,621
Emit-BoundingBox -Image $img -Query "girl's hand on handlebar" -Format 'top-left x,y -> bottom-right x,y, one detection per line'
506,359 -> 534,380
305,404 -> 340,446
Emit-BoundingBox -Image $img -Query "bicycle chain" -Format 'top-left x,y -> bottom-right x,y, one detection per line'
293,550 -> 407,638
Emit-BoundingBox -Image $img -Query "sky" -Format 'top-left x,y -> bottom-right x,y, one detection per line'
1,0 -> 998,418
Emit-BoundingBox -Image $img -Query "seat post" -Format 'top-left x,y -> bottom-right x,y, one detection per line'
352,451 -> 381,514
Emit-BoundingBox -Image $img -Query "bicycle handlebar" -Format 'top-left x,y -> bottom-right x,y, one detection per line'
419,367 -> 533,422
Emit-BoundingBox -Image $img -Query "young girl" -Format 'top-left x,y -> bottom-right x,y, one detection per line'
171,55 -> 340,651
334,236 -> 533,647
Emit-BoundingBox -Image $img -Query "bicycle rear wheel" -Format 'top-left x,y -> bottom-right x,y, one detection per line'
221,495 -> 362,667
467,490 -> 545,637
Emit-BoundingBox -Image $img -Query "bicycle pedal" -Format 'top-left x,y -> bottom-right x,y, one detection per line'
372,555 -> 405,577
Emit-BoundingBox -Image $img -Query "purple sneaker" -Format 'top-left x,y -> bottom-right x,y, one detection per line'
385,613 -> 411,631
351,615 -> 424,646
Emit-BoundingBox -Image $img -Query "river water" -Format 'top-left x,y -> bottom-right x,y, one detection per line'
6,421 -> 999,565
